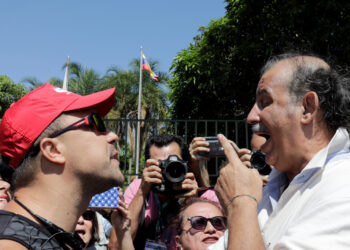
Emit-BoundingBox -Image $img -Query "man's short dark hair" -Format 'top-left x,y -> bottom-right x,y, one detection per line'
144,134 -> 190,161
262,52 -> 350,131
13,114 -> 64,189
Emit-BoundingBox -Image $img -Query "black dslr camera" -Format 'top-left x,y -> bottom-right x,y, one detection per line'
250,150 -> 271,175
152,155 -> 188,195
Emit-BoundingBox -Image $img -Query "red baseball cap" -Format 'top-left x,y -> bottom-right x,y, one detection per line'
0,83 -> 116,169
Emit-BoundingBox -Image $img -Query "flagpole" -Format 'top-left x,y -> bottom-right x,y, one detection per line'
62,56 -> 70,90
135,46 -> 143,177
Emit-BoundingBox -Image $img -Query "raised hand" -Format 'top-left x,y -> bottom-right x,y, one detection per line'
174,172 -> 198,198
139,159 -> 163,194
111,195 -> 134,250
215,134 -> 262,210
189,137 -> 210,162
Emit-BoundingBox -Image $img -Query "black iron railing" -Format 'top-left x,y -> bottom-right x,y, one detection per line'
105,118 -> 250,185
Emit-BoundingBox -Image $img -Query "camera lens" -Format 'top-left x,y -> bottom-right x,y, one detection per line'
250,150 -> 271,175
164,161 -> 187,183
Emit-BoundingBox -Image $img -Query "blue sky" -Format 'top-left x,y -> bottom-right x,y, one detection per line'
0,1 -> 226,85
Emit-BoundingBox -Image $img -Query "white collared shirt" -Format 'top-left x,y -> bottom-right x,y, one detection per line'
208,128 -> 350,250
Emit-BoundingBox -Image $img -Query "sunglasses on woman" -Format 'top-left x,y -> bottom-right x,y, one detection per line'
187,216 -> 227,231
50,113 -> 107,138
82,210 -> 95,221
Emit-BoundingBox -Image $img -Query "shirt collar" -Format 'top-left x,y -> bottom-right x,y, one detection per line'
266,127 -> 350,202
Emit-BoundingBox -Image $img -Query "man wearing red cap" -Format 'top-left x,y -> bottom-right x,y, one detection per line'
0,83 -> 125,249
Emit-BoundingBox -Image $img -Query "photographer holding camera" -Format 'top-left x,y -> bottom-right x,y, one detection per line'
109,134 -> 218,249
190,134 -> 272,190
189,137 -> 252,188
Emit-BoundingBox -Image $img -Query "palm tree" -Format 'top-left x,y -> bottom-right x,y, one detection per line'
102,58 -> 169,119
101,58 -> 169,174
65,62 -> 102,95
22,76 -> 63,90
100,67 -> 138,119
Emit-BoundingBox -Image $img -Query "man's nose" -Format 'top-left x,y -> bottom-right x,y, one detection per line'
247,103 -> 260,125
106,131 -> 119,144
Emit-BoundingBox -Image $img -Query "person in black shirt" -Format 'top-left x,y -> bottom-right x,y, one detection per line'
0,84 -> 124,249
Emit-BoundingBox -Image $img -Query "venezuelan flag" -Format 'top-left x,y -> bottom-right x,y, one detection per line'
142,53 -> 159,81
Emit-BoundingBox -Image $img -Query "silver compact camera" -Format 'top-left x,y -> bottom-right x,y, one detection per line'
198,137 -> 225,158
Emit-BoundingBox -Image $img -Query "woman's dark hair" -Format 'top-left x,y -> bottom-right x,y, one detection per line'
144,134 -> 190,161
87,211 -> 100,247
175,197 -> 225,235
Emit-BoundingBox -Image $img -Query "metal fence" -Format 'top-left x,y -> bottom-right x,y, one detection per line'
105,118 -> 250,185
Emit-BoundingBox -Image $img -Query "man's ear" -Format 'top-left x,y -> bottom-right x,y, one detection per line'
40,138 -> 66,164
301,91 -> 319,125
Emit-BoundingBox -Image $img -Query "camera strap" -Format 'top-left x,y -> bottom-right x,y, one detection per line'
154,194 -> 176,245
13,197 -> 85,250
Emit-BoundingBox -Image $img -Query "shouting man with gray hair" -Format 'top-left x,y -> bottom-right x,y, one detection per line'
210,53 -> 350,249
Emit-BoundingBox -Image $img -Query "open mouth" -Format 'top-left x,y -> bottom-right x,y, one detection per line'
0,195 -> 9,203
252,123 -> 271,142
75,229 -> 86,238
202,237 -> 219,244
258,132 -> 270,141
0,199 -> 8,206
110,151 -> 120,161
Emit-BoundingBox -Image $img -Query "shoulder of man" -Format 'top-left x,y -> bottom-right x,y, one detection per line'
0,239 -> 28,249
0,209 -> 63,249
124,178 -> 143,206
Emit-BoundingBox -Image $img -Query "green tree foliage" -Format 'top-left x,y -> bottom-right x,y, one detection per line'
101,59 -> 169,169
22,77 -> 42,90
23,77 -> 63,90
169,0 -> 350,119
101,58 -> 169,120
67,62 -> 102,95
0,76 -> 27,118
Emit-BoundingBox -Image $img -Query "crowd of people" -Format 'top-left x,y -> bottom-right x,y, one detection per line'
1,52 -> 350,249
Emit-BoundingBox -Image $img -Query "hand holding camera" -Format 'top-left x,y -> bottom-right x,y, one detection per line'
191,136 -> 270,175
189,137 -> 211,161
197,137 -> 226,158
151,155 -> 197,196
173,172 -> 198,198
192,136 -> 243,159
140,159 -> 163,194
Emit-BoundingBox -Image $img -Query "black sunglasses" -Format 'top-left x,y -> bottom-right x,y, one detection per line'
0,160 -> 14,184
187,216 -> 227,231
22,113 -> 107,162
50,113 -> 106,138
82,210 -> 95,221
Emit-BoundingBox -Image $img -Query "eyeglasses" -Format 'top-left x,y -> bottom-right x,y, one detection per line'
187,216 -> 227,231
50,113 -> 107,138
21,113 -> 107,162
0,160 -> 14,184
82,210 -> 95,221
